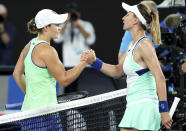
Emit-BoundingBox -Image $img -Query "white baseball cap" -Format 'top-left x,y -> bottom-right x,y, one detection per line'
35,9 -> 68,29
122,2 -> 147,26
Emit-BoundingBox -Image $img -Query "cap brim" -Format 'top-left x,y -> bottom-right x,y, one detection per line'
54,13 -> 68,24
122,2 -> 133,12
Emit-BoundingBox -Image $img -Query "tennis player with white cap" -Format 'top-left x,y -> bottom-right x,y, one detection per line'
13,9 -> 95,111
119,2 -> 172,131
90,2 -> 173,131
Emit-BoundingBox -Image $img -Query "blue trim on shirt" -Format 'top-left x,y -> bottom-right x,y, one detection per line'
25,42 -> 31,59
132,36 -> 147,55
131,36 -> 150,76
119,31 -> 158,53
136,68 -> 149,76
31,42 -> 49,69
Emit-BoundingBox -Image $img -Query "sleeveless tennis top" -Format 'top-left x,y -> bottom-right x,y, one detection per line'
123,36 -> 158,103
22,38 -> 57,111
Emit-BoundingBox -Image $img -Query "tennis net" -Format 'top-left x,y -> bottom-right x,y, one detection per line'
0,88 -> 127,131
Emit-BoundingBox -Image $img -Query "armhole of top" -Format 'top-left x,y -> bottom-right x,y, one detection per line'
132,36 -> 147,55
31,42 -> 49,68
24,41 -> 31,60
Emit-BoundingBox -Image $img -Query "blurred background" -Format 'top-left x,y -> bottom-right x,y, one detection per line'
0,0 -> 184,65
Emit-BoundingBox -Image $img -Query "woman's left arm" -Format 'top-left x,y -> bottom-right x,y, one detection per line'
139,40 -> 166,101
138,40 -> 172,129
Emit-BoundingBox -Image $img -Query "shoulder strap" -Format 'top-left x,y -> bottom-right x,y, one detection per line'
24,39 -> 33,59
132,36 -> 147,55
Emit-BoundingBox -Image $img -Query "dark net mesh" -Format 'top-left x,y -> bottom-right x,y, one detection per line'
0,90 -> 126,131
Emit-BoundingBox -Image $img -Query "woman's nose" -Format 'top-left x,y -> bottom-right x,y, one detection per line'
122,16 -> 125,21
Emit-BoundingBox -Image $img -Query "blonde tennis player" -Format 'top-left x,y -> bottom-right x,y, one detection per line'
90,2 -> 173,131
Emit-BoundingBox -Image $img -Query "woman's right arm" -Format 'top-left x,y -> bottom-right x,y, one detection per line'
42,46 -> 89,87
100,30 -> 159,78
95,31 -> 131,78
13,44 -> 29,94
99,52 -> 125,78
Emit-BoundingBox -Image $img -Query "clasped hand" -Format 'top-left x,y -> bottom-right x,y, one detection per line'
80,49 -> 96,64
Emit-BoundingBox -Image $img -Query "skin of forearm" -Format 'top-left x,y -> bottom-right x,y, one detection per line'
61,62 -> 87,87
155,75 -> 167,101
101,63 -> 123,78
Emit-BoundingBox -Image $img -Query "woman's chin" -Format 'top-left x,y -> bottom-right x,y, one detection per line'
123,27 -> 126,30
123,25 -> 126,30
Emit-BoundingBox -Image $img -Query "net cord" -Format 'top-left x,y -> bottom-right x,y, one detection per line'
0,88 -> 127,124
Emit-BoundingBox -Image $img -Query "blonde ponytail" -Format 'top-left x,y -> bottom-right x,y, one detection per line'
149,12 -> 161,45
138,3 -> 162,45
